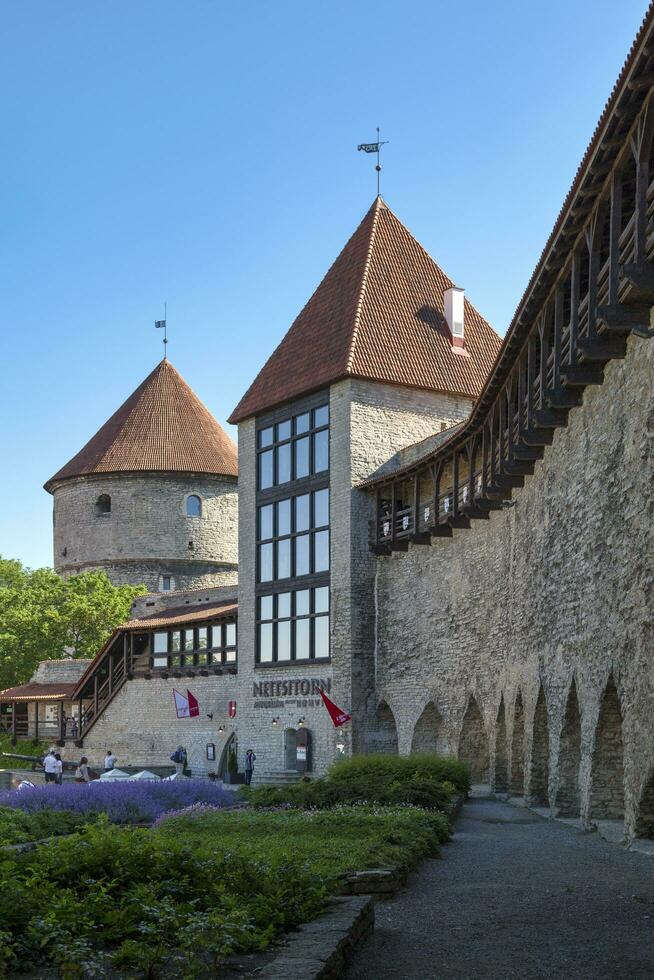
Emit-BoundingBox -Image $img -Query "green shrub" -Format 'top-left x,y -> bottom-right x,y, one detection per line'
0,734 -> 50,771
0,806 -> 98,846
242,752 -> 469,811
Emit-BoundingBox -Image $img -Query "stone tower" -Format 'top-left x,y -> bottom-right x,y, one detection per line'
45,359 -> 238,593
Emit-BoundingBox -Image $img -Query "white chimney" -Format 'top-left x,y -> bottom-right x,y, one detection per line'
444,286 -> 465,343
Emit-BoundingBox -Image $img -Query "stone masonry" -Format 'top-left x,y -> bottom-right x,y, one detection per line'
370,332 -> 654,839
51,472 -> 238,592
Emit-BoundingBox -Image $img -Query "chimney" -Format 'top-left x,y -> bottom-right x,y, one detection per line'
444,286 -> 465,348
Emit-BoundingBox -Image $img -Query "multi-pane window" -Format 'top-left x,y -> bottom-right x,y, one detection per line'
151,622 -> 237,669
257,405 -> 329,490
257,488 -> 329,583
257,586 -> 329,663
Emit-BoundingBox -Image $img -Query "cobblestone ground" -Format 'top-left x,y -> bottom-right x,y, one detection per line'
345,798 -> 654,979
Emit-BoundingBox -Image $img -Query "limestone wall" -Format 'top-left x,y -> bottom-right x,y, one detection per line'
51,472 -> 238,591
31,660 -> 93,684
372,333 -> 654,838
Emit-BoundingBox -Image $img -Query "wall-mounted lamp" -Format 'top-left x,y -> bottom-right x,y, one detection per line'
298,716 -> 306,728
206,712 -> 214,720
217,725 -> 224,735
271,717 -> 279,727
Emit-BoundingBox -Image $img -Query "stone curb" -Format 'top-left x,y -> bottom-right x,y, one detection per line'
259,895 -> 374,979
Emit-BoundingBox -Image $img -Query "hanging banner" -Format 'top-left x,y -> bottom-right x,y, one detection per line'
319,688 -> 351,728
173,689 -> 200,719
228,700 -> 237,718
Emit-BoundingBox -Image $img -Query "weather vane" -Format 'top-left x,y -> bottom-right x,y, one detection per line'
357,127 -> 389,196
155,304 -> 168,358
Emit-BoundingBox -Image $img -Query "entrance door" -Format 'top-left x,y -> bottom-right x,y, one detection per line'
284,729 -> 297,770
284,728 -> 312,772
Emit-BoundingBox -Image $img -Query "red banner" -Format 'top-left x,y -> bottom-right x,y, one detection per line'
187,689 -> 200,718
319,688 -> 351,727
228,700 -> 237,718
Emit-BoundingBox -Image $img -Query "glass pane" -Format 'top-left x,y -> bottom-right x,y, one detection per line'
153,632 -> 168,654
314,586 -> 329,614
171,631 -> 181,652
277,538 -> 291,579
295,412 -> 310,434
314,615 -> 329,659
296,589 -> 310,616
277,592 -> 291,619
277,443 -> 291,484
225,623 -> 236,647
259,542 -> 273,582
259,426 -> 273,448
295,437 -> 310,479
171,654 -> 183,668
197,628 -> 208,649
277,498 -> 291,537
259,504 -> 273,540
277,419 -> 292,441
259,623 -> 273,662
295,533 -> 310,576
186,495 -> 201,517
295,494 -> 310,532
313,529 -> 329,572
314,488 -> 329,527
225,648 -> 236,662
197,652 -> 208,665
211,625 -> 223,648
153,655 -> 168,668
183,630 -> 195,651
259,595 -> 273,621
295,618 -> 310,659
313,430 -> 329,473
314,405 -> 329,428
259,450 -> 273,490
277,621 -> 291,661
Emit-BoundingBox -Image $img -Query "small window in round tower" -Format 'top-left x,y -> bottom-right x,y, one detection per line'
94,494 -> 111,517
186,495 -> 202,518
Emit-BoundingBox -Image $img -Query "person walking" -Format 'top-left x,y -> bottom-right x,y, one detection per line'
43,749 -> 58,784
75,757 -> 91,783
244,749 -> 256,786
54,753 -> 64,785
170,746 -> 187,776
104,749 -> 117,771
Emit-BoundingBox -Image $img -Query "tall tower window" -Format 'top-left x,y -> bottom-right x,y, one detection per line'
186,495 -> 202,517
94,494 -> 111,516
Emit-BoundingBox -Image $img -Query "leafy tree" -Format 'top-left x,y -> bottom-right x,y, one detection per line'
0,558 -> 146,690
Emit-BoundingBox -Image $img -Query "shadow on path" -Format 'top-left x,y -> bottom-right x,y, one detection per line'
344,797 -> 654,979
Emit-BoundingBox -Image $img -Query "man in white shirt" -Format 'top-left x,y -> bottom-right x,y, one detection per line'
43,750 -> 58,784
104,750 -> 118,771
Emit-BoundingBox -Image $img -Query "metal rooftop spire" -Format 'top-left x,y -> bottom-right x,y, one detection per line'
357,127 -> 389,196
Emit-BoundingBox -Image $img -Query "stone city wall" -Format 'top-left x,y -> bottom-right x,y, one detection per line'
372,333 -> 654,839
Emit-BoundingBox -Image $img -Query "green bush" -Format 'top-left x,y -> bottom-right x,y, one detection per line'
0,818 -> 327,977
0,734 -> 50,771
242,752 -> 469,811
0,806 -> 98,846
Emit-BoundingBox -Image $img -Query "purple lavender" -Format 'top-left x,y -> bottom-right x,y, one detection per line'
0,779 -> 235,824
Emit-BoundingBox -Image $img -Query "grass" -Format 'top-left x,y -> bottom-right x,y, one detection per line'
0,733 -> 50,771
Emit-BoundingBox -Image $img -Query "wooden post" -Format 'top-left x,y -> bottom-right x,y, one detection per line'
538,316 -> 548,406
553,288 -> 564,381
608,169 -> 622,305
633,98 -> 654,265
59,700 -> 65,742
108,651 -> 113,698
123,633 -> 129,676
390,481 -> 397,545
527,335 -> 535,428
481,424 -> 489,494
78,696 -> 84,736
93,674 -> 99,716
11,700 -> 16,739
374,487 -> 381,546
452,452 -> 459,517
570,249 -> 580,356
412,473 -> 419,534
585,217 -> 599,341
34,701 -> 39,741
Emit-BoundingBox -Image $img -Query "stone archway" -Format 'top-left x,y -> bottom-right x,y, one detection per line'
458,696 -> 489,784
510,691 -> 525,796
411,702 -> 449,755
372,701 -> 398,755
557,680 -> 582,816
494,698 -> 508,793
590,676 -> 624,822
529,687 -> 550,806
635,769 -> 654,839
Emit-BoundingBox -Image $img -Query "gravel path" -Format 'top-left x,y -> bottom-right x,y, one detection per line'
344,797 -> 654,979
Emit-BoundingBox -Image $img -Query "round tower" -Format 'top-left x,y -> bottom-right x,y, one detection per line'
45,359 -> 238,593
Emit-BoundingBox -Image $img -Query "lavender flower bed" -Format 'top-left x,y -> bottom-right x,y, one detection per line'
0,778 -> 235,824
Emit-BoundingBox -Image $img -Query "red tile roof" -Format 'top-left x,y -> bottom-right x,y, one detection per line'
229,198 -> 502,423
45,359 -> 238,491
0,683 -> 77,702
121,600 -> 238,630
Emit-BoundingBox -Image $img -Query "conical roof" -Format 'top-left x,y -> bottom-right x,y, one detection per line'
45,360 -> 237,491
229,197 -> 502,423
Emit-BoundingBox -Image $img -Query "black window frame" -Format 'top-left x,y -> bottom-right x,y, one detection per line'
150,620 -> 237,669
256,585 -> 330,665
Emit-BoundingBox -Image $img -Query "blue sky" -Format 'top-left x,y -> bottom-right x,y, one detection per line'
1,0 -> 648,569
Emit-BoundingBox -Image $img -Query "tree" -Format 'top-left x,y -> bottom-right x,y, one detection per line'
0,558 -> 146,691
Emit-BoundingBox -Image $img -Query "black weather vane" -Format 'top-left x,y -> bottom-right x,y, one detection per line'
155,303 -> 168,358
357,127 -> 389,196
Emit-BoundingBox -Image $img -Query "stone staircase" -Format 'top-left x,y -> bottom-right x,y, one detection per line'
253,768 -> 303,787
